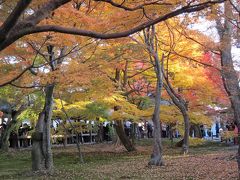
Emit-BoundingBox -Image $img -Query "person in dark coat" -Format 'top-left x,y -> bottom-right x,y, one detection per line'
147,122 -> 153,138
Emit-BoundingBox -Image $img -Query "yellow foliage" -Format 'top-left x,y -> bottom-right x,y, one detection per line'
221,131 -> 236,140
189,137 -> 206,147
189,112 -> 212,126
53,99 -> 91,119
102,94 -> 144,121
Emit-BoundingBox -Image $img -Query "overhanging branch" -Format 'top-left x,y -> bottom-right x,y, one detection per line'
21,0 -> 226,40
0,0 -> 32,41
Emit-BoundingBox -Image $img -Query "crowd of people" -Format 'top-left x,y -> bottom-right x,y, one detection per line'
2,117 -> 239,150
0,122 -> 32,148
124,120 -> 179,139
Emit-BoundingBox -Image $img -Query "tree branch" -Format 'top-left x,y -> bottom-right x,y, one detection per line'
30,0 -> 225,38
0,65 -> 33,87
94,0 -> 172,11
0,0 -> 225,51
22,0 -> 71,28
0,0 -> 32,41
229,0 -> 240,13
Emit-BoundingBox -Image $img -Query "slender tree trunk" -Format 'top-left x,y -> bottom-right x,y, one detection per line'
63,132 -> 67,148
182,111 -> 190,154
114,120 -> 136,152
163,83 -> 190,154
130,123 -> 136,144
148,58 -> 164,166
97,122 -> 104,143
58,96 -> 84,163
169,124 -> 174,147
32,84 -> 54,174
143,26 -> 164,166
75,132 -> 84,163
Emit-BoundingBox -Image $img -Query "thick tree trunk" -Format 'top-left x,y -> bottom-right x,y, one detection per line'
32,112 -> 45,171
32,84 -> 54,174
216,2 -> 240,178
115,120 -> 136,152
43,84 -> 54,172
149,112 -> 164,166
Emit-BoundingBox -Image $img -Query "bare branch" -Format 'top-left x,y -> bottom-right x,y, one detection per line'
58,93 -> 84,163
229,0 -> 240,13
128,65 -> 154,78
0,65 -> 33,87
172,50 -> 221,70
10,82 -> 44,89
94,0 -> 172,11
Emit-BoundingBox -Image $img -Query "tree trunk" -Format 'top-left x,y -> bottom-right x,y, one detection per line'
130,123 -> 136,144
97,122 -> 104,143
182,111 -> 190,154
43,84 -> 54,172
114,120 -> 136,152
32,112 -> 45,171
190,124 -> 202,138
63,132 -> 67,148
0,118 -> 16,151
0,107 -> 25,152
163,83 -> 190,154
143,26 -> 164,166
169,124 -> 174,147
148,60 -> 164,166
32,84 -> 54,174
175,139 -> 183,147
216,2 -> 240,178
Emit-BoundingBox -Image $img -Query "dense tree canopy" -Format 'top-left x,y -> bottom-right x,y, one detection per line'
0,0 -> 240,179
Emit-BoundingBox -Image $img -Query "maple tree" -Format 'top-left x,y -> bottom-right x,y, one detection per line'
2,0 -> 240,178
0,38 -> 111,172
215,2 -> 240,177
125,17 -> 230,156
172,1 -> 240,176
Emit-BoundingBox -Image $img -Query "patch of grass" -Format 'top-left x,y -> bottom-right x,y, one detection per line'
0,151 -> 31,179
136,138 -> 179,147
